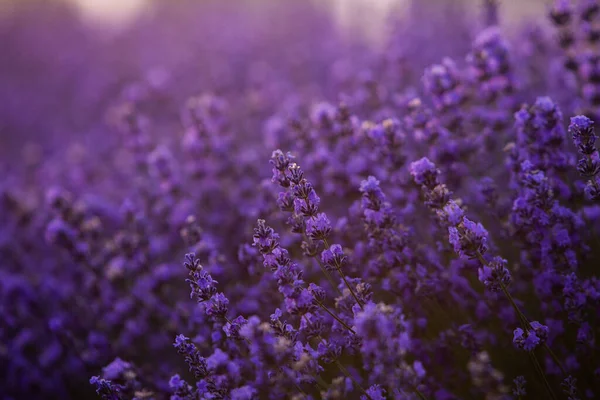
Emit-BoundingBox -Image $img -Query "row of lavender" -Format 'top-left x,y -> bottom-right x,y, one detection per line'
1,0 -> 599,399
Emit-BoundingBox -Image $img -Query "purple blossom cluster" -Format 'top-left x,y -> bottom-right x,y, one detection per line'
2,0 -> 600,399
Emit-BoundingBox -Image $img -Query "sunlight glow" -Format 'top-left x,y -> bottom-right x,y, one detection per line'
323,0 -> 405,46
71,0 -> 147,26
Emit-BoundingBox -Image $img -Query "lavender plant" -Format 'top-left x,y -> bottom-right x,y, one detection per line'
1,0 -> 600,399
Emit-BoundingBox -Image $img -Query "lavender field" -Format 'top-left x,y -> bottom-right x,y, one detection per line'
1,0 -> 599,399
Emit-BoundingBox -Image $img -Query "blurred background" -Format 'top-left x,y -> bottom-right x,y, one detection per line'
1,0 -> 548,34
0,0 -> 546,163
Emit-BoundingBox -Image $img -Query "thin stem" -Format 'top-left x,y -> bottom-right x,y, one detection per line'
415,388 -> 428,400
297,315 -> 329,399
293,382 -> 308,397
315,258 -> 343,297
323,238 -> 364,309
314,298 -> 356,334
475,252 -> 528,327
335,360 -> 372,400
586,153 -> 600,192
543,344 -> 567,376
299,196 -> 346,298
529,351 -> 558,400
303,231 -> 343,297
316,375 -> 330,391
475,251 -> 560,398
500,284 -> 529,328
306,319 -> 369,399
224,316 -> 251,345
497,281 -> 567,398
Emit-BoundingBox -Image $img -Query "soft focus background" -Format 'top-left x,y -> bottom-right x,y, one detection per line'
0,0 -> 545,160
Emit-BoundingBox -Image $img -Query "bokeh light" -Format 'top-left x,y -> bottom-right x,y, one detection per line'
70,0 -> 148,26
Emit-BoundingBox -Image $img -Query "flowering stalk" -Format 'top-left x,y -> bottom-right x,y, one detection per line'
569,115 -> 600,200
253,219 -> 356,334
270,150 -> 364,309
411,157 -> 562,398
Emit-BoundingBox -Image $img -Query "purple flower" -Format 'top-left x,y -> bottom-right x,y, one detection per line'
442,200 -> 464,226
45,186 -> 72,214
561,376 -> 579,400
529,321 -> 549,343
286,163 -> 305,185
513,321 -> 548,351
550,0 -> 572,26
206,293 -> 229,321
173,335 -> 209,379
276,191 -> 294,212
410,157 -> 439,187
423,58 -> 465,114
270,150 -> 294,187
478,257 -> 511,292
307,283 -> 326,302
184,254 -> 218,302
270,308 -> 283,321
101,358 -> 132,381
293,195 -> 320,218
89,377 -> 123,400
513,376 -> 527,397
269,308 -> 298,342
321,244 -> 346,272
316,339 -> 342,364
252,219 -> 280,254
359,176 -> 389,217
584,176 -> 600,200
230,385 -> 257,400
285,288 -> 317,315
187,270 -> 218,303
513,97 -> 571,175
359,176 -> 383,196
569,115 -> 600,200
183,253 -> 202,271
362,385 -> 386,400
310,102 -> 337,126
223,315 -> 248,340
169,375 -> 195,400
45,218 -> 76,247
305,213 -> 332,241
448,217 -> 489,259
570,115 -> 597,155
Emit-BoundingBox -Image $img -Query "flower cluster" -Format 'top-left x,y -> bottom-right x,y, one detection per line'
569,115 -> 600,200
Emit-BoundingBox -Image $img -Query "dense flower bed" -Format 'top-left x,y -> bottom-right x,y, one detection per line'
1,0 -> 600,399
